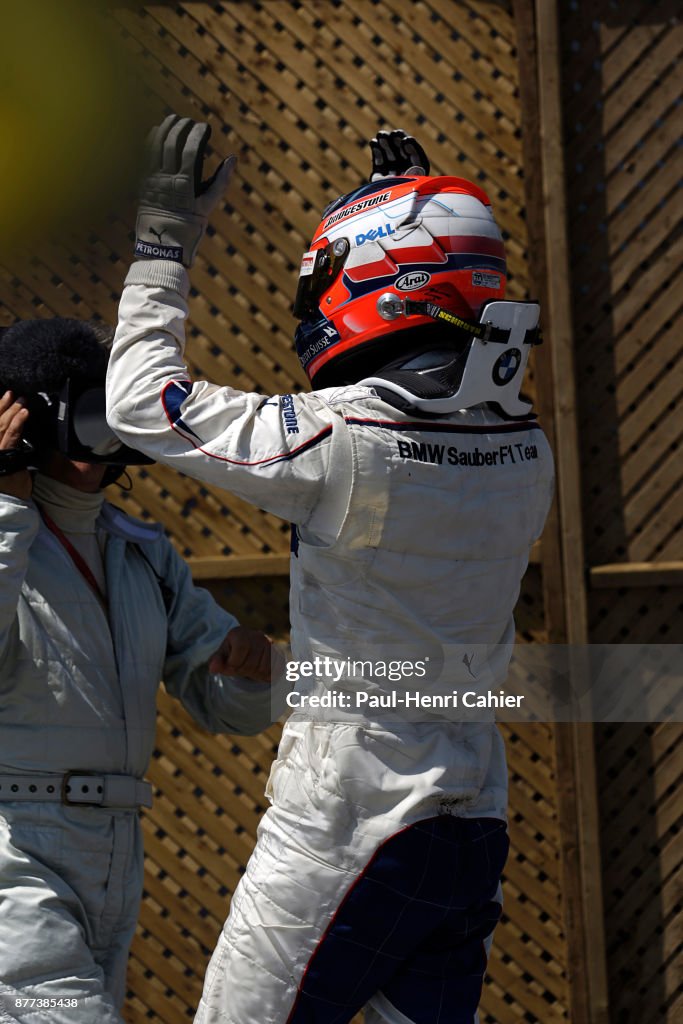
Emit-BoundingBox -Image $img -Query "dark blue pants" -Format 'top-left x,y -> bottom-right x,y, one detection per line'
287,816 -> 509,1024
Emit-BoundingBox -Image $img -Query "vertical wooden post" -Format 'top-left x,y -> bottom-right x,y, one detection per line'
512,1 -> 610,1021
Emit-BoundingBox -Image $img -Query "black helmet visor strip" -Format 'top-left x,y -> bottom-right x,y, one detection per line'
293,238 -> 350,321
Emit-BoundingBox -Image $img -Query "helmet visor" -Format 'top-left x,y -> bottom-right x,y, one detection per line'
293,238 -> 350,321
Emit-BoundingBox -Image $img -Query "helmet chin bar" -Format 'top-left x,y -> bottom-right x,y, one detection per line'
359,299 -> 542,417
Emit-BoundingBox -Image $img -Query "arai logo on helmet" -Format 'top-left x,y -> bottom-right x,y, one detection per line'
395,271 -> 431,291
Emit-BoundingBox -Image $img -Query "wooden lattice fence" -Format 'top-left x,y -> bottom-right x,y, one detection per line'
560,3 -> 682,1021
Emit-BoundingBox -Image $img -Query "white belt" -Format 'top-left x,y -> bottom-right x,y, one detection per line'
0,772 -> 153,809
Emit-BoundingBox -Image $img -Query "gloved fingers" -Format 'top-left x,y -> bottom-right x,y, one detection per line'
379,130 -> 400,168
386,127 -> 409,150
135,112 -> 224,265
370,129 -> 402,177
369,128 -> 429,179
369,137 -> 383,171
369,133 -> 385,178
182,120 -> 212,193
201,154 -> 237,205
369,129 -> 412,177
145,113 -> 179,175
400,134 -> 430,176
163,116 -> 194,175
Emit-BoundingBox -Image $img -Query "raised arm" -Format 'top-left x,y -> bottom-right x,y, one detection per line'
107,116 -> 350,538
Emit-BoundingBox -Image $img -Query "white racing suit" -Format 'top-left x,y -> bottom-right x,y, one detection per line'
0,485 -> 279,1024
107,260 -> 555,1024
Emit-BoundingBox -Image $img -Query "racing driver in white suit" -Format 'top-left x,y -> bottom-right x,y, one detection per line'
106,120 -> 555,1024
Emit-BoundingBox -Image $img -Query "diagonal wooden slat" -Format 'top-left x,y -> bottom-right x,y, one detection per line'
574,145 -> 681,304
427,0 -> 520,82
566,27 -> 682,165
381,0 -> 522,127
564,6 -> 674,129
573,218 -> 682,340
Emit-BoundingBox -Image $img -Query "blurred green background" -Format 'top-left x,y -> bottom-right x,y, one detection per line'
0,0 -> 160,250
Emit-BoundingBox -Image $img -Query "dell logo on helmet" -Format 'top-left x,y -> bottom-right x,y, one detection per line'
395,271 -> 431,291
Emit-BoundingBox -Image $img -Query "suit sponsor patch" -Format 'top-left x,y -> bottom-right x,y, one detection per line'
135,239 -> 183,261
397,439 -> 538,466
281,394 -> 300,434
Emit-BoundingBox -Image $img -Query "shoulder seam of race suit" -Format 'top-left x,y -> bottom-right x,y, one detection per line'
124,258 -> 189,296
313,384 -> 379,407
160,380 -> 334,466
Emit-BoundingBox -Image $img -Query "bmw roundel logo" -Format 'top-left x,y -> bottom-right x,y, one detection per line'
492,348 -> 522,386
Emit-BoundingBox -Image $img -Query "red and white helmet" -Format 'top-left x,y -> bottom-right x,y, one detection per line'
293,175 -> 506,388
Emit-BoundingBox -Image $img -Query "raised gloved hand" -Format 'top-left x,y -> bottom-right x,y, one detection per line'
369,129 -> 430,181
135,114 -> 236,267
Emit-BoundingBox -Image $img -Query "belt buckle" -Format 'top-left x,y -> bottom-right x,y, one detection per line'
61,771 -> 104,807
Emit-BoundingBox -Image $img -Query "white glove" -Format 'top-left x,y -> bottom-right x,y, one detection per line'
135,114 -> 236,267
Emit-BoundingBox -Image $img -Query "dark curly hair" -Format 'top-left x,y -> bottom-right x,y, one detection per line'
0,318 -> 113,396
0,318 -> 116,465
